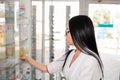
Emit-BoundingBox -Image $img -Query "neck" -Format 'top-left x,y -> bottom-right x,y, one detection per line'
75,49 -> 81,54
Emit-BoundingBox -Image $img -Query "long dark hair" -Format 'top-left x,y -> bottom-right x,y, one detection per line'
63,15 -> 104,78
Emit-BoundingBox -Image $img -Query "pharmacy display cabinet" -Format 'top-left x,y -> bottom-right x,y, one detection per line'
0,0 -> 37,80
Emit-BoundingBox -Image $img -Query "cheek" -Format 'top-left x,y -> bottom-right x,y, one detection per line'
66,35 -> 74,45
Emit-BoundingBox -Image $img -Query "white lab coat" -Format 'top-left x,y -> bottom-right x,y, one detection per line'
47,50 -> 102,80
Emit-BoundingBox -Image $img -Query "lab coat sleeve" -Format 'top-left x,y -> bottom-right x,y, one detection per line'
47,54 -> 66,74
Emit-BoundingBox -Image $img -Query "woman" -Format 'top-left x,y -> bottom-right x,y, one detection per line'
20,15 -> 104,80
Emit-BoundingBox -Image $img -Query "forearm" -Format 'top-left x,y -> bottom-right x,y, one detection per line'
24,56 -> 48,73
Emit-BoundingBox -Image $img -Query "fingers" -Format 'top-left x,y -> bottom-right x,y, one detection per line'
19,51 -> 26,61
20,55 -> 26,61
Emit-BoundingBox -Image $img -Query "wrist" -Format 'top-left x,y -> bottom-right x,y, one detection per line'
24,56 -> 29,61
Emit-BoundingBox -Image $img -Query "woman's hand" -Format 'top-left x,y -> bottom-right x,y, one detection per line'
20,55 -> 47,73
20,55 -> 28,61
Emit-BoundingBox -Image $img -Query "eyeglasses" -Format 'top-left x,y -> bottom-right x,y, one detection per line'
65,29 -> 70,35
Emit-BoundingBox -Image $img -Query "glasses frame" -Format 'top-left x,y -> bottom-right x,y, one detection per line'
65,29 -> 70,35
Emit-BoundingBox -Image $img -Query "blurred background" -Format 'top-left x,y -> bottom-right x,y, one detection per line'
0,0 -> 120,80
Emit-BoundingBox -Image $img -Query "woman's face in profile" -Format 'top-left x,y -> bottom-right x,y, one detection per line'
65,26 -> 74,46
